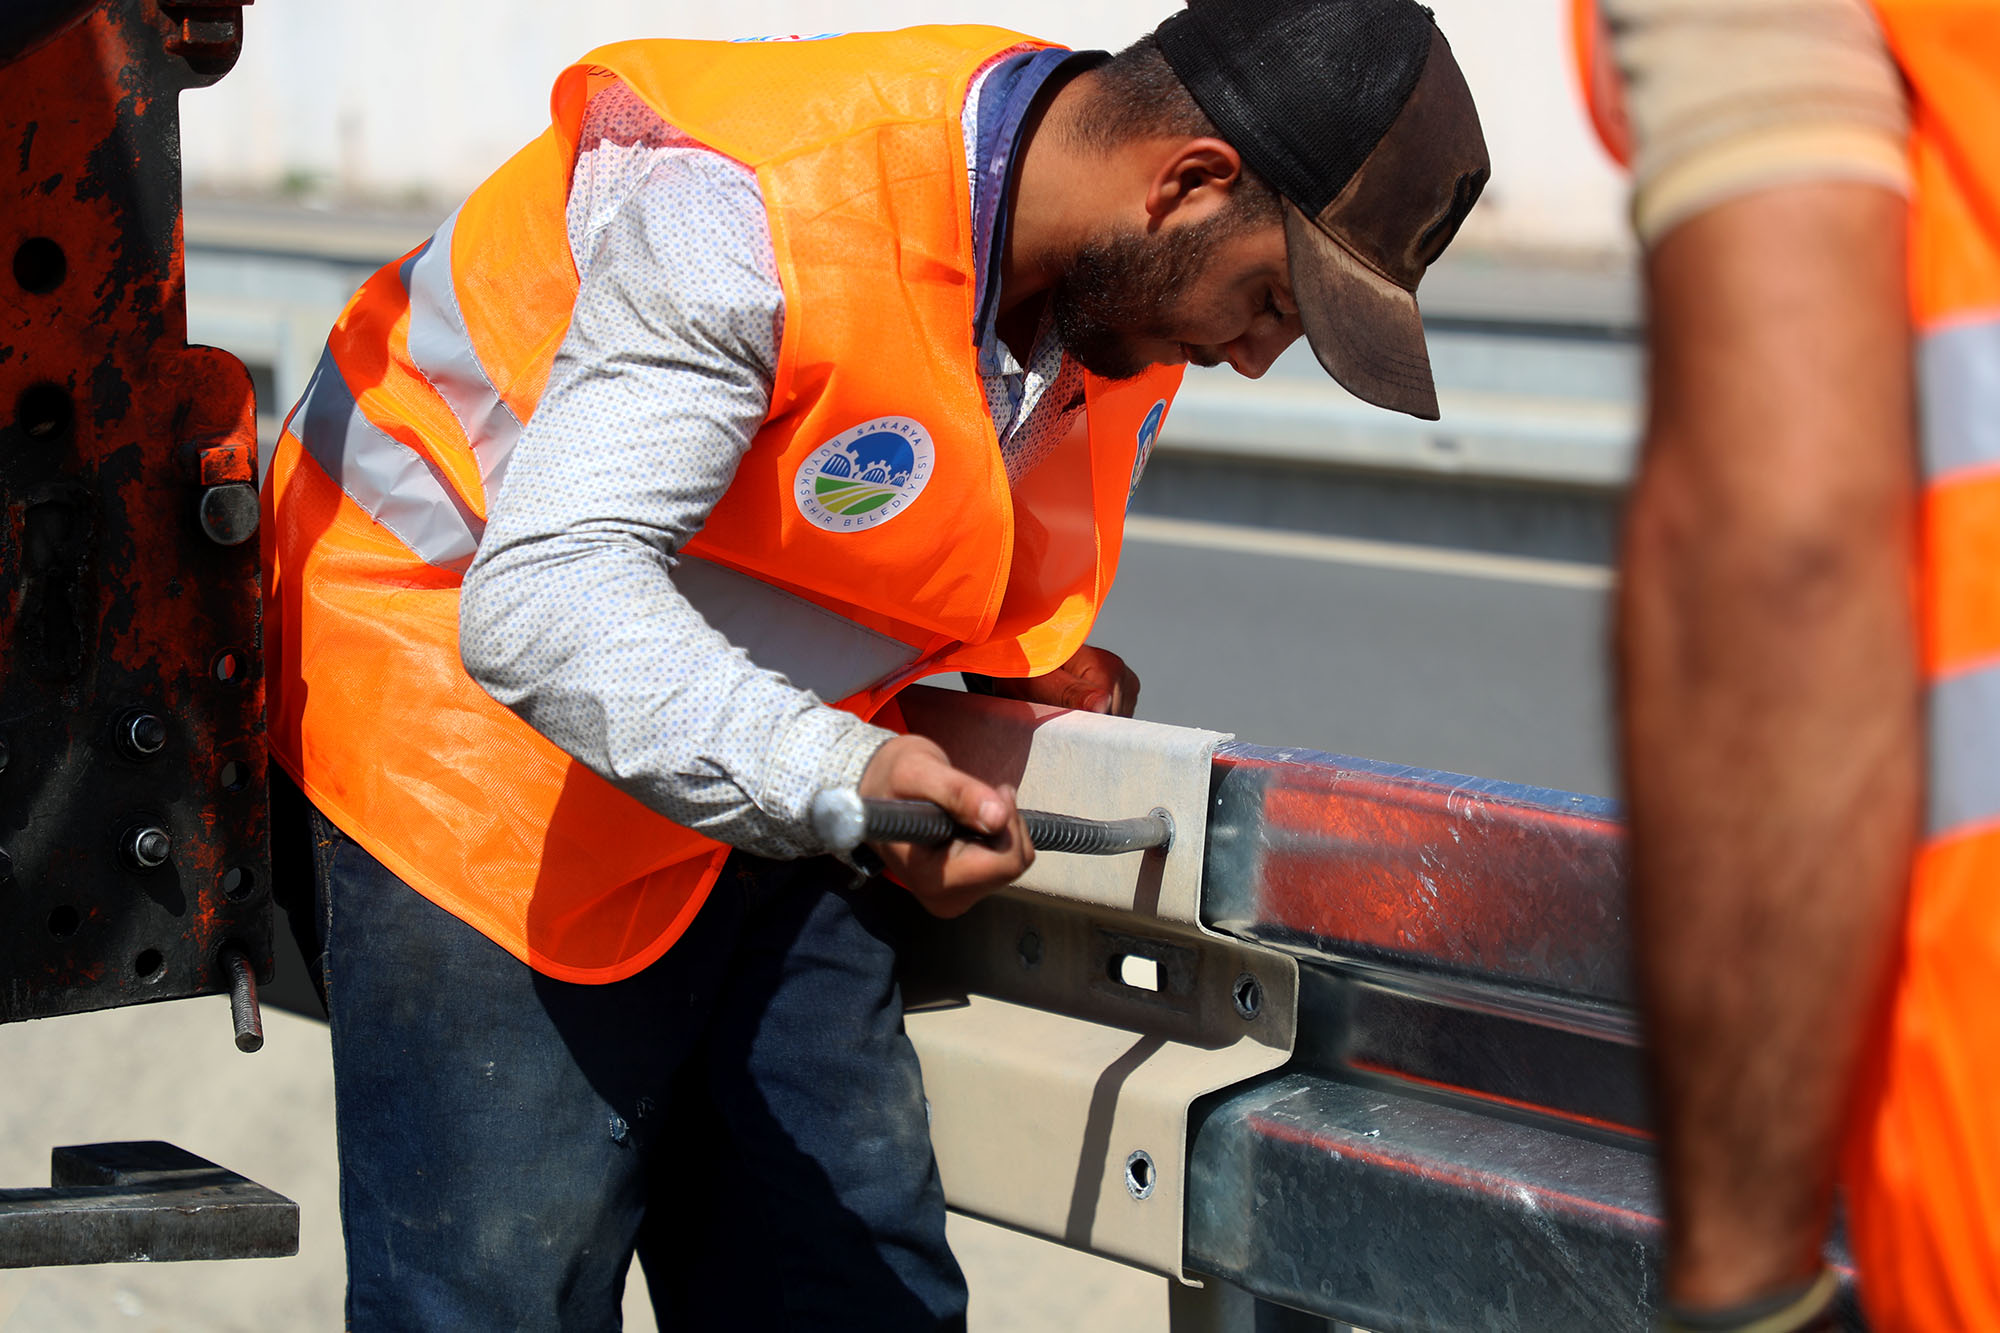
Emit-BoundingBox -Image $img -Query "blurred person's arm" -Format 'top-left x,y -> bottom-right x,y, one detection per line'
1599,0 -> 1920,1316
1622,181 -> 1918,1313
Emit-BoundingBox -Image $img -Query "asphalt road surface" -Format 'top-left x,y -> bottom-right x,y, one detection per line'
1099,515 -> 1619,800
0,1002 -> 1169,1333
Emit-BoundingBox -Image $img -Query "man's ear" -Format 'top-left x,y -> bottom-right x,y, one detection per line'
1143,137 -> 1245,231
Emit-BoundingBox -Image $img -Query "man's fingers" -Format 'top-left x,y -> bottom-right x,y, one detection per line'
1064,648 -> 1136,715
971,648 -> 1136,716
1113,662 -> 1141,717
926,762 -> 1009,834
891,782 -> 1032,918
1055,671 -> 1111,713
859,735 -> 1012,835
889,748 -> 1013,837
942,785 -> 1033,874
855,738 -> 1033,915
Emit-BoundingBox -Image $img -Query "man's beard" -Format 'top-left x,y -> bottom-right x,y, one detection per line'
1049,210 -> 1244,381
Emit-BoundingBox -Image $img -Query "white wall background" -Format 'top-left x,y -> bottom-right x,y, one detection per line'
180,1 -> 1631,255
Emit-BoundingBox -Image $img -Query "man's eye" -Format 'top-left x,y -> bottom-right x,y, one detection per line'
1263,292 -> 1283,322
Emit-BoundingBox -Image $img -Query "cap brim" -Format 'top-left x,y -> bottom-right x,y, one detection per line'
1285,204 -> 1439,421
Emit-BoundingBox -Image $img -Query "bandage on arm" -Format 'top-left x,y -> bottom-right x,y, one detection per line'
1599,0 -> 1910,244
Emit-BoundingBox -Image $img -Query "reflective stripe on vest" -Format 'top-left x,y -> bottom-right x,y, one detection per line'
1928,660 -> 2000,837
1919,318 -> 2000,480
672,556 -> 922,702
400,209 -> 525,506
1921,313 -> 2000,839
294,214 -> 927,705
293,208 -> 531,575
294,344 -> 486,573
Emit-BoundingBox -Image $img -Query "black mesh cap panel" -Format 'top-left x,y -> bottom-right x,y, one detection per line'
1156,0 -> 1437,216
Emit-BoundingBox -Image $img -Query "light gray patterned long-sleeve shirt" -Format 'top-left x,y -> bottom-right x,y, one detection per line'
459,53 -> 1086,859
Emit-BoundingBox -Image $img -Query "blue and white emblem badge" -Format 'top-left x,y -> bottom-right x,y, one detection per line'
795,417 -> 935,533
1130,399 -> 1168,499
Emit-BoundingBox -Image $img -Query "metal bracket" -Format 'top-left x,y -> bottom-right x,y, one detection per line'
0,1140 -> 299,1267
898,686 -> 1298,1281
1,0 -> 273,1028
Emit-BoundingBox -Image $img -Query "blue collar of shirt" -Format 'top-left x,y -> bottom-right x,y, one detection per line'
970,47 -> 1102,375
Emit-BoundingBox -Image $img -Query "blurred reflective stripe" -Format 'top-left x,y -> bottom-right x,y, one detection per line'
674,554 -> 920,702
1929,661 -> 2000,837
1920,319 -> 2000,480
400,209 -> 524,505
293,346 -> 485,573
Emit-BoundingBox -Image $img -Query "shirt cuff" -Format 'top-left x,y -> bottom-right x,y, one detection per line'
759,704 -> 897,856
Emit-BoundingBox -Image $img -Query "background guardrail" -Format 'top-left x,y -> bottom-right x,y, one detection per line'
184,200 -> 1642,562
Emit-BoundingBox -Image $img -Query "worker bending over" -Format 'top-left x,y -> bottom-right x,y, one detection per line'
264,1 -> 1487,1325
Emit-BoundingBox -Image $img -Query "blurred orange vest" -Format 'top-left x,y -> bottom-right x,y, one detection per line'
261,28 -> 1184,983
1574,2 -> 2000,1324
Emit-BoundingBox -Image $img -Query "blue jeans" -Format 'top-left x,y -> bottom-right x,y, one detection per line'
292,802 -> 967,1332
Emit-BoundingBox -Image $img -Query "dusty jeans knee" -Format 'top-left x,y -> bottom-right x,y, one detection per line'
294,805 -> 965,1332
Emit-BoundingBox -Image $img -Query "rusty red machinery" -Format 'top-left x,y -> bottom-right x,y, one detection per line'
0,0 -> 295,1266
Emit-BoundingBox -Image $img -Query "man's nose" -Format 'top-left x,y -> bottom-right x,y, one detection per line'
1224,320 -> 1301,380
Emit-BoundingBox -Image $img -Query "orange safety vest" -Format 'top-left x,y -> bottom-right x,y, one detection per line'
261,27 -> 1184,984
1574,2 -> 2000,1324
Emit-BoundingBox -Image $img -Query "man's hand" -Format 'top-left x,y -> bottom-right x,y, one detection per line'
857,734 -> 1033,918
977,645 -> 1141,716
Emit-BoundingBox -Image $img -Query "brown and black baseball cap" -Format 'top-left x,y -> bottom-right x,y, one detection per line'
1157,0 -> 1490,420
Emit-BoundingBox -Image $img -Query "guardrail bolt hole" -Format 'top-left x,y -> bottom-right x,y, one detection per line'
220,759 -> 248,792
212,649 -> 244,684
134,948 -> 164,982
1111,953 -> 1160,991
1232,972 -> 1264,1020
220,866 -> 254,900
1017,929 -> 1041,971
1124,1149 -> 1156,1201
47,906 -> 79,939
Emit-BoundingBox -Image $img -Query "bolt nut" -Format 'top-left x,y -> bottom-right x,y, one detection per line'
118,710 -> 167,759
198,482 -> 259,546
121,825 -> 172,871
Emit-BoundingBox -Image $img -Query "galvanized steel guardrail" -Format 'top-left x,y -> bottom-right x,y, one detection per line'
890,687 -> 1861,1332
1178,741 -> 1864,1332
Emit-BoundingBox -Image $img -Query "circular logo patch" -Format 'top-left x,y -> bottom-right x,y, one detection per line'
795,417 -> 935,533
1130,399 -> 1168,498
